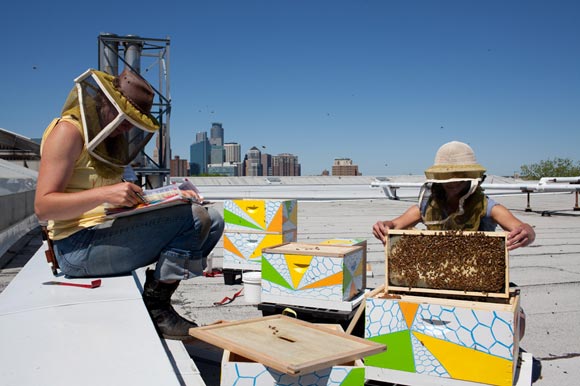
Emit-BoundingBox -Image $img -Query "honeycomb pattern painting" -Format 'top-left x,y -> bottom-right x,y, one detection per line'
221,361 -> 364,386
224,200 -> 298,233
223,231 -> 296,268
223,199 -> 298,270
364,297 -> 518,386
262,249 -> 364,302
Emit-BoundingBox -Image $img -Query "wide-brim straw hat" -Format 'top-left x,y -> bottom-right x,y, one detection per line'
94,69 -> 160,132
424,141 -> 486,180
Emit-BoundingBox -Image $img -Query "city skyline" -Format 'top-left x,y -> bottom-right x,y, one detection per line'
2,1 -> 578,177
187,122 -> 305,176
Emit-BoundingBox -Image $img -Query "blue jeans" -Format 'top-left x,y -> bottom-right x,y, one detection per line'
53,204 -> 224,281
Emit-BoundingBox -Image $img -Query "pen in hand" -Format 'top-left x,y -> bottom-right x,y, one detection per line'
121,178 -> 147,204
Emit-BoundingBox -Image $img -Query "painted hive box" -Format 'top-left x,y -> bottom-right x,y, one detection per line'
261,242 -> 365,308
364,291 -> 520,386
223,231 -> 297,271
223,199 -> 298,270
320,238 -> 367,291
224,199 -> 297,233
386,230 -> 509,298
189,317 -> 383,385
221,351 -> 364,386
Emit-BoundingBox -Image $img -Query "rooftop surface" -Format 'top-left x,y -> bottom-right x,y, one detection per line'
1,178 -> 579,385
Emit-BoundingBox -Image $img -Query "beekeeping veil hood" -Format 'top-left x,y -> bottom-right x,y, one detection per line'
419,141 -> 487,230
61,68 -> 160,177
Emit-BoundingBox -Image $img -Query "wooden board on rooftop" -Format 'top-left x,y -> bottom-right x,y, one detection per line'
188,314 -> 385,375
385,229 -> 509,299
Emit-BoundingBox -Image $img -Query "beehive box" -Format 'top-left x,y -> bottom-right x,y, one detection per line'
222,351 -> 364,386
261,242 -> 366,310
223,199 -> 298,271
221,324 -> 365,386
320,238 -> 367,291
386,230 -> 509,298
365,287 -> 521,386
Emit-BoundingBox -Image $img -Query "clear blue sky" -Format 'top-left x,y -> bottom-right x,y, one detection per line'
1,0 -> 578,176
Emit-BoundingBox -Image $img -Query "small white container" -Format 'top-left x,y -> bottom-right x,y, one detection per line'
242,271 -> 261,304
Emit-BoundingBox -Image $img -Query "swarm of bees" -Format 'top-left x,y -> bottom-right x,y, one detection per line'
388,230 -> 506,293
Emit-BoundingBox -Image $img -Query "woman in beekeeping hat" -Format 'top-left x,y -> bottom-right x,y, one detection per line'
372,141 -> 535,250
35,68 -> 224,341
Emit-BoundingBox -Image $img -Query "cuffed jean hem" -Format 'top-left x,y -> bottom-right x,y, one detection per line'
156,248 -> 206,281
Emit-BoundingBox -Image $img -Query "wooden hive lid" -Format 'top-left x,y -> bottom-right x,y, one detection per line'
262,242 -> 362,257
189,315 -> 385,375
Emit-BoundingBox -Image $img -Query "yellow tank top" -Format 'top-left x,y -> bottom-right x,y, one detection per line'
41,116 -> 122,240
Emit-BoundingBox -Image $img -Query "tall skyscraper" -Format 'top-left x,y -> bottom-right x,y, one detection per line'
210,145 -> 225,164
224,142 -> 241,163
196,131 -> 208,143
190,132 -> 210,175
245,146 -> 262,176
261,153 -> 272,176
210,122 -> 224,146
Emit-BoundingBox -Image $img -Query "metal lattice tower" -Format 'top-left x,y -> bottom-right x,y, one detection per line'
97,33 -> 171,188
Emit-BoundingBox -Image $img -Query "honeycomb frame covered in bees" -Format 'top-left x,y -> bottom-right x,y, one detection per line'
385,229 -> 509,298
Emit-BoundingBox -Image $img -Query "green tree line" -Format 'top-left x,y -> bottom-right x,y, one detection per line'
519,157 -> 580,180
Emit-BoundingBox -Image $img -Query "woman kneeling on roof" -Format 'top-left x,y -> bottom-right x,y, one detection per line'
372,140 -> 535,338
372,140 -> 535,248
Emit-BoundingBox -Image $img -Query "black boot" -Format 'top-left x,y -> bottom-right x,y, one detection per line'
142,269 -> 198,340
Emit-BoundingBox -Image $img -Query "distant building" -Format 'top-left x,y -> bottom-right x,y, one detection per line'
261,153 -> 272,176
272,153 -> 301,176
209,123 -> 224,146
151,134 -> 160,165
151,123 -> 171,169
151,147 -> 159,165
196,131 -> 208,143
210,145 -> 225,164
224,142 -> 241,163
170,156 -> 189,177
208,162 -> 238,176
245,146 -> 262,176
332,158 -> 360,176
190,132 -> 210,175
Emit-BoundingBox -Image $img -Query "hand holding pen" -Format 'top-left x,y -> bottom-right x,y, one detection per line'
121,178 -> 147,204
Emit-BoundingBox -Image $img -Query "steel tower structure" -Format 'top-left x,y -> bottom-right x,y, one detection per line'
97,33 -> 171,188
